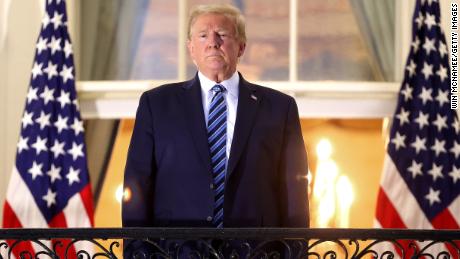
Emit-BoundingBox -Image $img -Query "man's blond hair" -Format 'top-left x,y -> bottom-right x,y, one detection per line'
187,4 -> 247,44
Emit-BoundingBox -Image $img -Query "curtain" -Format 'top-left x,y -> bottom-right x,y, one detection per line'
349,0 -> 395,81
80,0 -> 149,203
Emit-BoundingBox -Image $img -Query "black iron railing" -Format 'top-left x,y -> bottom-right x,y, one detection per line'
0,228 -> 459,258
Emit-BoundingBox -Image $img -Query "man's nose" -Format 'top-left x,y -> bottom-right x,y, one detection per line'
207,33 -> 222,48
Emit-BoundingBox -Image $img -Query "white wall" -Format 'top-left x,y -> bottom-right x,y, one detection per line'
0,0 -> 42,224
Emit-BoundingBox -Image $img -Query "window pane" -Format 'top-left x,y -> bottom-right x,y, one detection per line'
298,0 -> 376,81
131,0 -> 179,79
80,0 -> 393,81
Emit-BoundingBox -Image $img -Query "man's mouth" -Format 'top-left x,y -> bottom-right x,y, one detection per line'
206,53 -> 222,58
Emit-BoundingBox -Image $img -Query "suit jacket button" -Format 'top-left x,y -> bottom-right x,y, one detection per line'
206,216 -> 213,222
210,184 -> 214,190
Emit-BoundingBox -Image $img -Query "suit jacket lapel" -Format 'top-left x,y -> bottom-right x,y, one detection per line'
178,75 -> 212,175
227,75 -> 260,178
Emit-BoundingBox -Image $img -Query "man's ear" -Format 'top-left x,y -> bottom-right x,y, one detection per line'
238,42 -> 246,57
187,40 -> 197,66
187,40 -> 193,55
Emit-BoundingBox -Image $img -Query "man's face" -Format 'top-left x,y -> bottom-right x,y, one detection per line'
187,13 -> 246,80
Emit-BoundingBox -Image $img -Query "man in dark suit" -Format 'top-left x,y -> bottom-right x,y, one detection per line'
122,3 -> 309,258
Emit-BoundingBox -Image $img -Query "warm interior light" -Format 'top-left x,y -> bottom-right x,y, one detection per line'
382,117 -> 391,142
336,175 -> 354,227
307,169 -> 313,193
124,187 -> 132,202
313,138 -> 339,228
313,160 -> 338,199
337,176 -> 354,206
317,189 -> 336,227
316,138 -> 333,160
314,160 -> 338,227
312,138 -> 355,228
116,185 -> 123,203
116,184 -> 132,203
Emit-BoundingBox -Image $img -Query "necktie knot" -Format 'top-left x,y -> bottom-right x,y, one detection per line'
211,84 -> 225,94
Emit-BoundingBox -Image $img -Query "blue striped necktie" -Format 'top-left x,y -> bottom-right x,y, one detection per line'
207,84 -> 227,228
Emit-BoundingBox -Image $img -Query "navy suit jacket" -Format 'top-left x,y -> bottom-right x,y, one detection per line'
122,73 -> 309,229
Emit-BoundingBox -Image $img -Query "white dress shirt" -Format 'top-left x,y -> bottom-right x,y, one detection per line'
198,71 -> 239,160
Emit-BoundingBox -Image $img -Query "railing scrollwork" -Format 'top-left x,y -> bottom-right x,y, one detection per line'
0,228 -> 459,258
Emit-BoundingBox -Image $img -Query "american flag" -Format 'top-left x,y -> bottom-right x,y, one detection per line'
375,0 -> 460,257
2,0 -> 94,257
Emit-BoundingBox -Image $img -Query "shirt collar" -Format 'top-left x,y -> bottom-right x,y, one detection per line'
198,71 -> 239,98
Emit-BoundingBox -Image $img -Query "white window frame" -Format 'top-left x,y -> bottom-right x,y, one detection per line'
72,0 -> 413,120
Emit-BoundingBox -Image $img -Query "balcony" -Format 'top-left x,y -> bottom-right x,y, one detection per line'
1,228 -> 460,258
